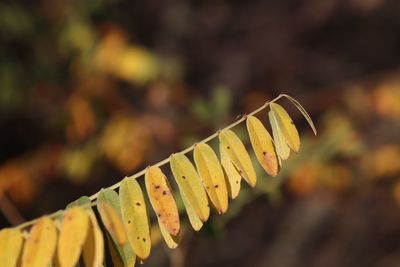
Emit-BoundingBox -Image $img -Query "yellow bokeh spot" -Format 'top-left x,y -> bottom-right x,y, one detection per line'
94,29 -> 158,85
100,114 -> 152,173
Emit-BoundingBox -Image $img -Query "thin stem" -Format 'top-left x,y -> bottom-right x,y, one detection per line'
14,94 -> 284,231
89,93 -> 284,200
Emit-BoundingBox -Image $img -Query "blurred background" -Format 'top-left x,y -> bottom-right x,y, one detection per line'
1,0 -> 400,266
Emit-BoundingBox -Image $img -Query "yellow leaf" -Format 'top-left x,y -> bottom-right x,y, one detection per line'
0,228 -> 23,267
97,201 -> 127,245
119,177 -> 151,261
106,234 -> 124,267
283,95 -> 317,135
180,194 -> 203,231
218,129 -> 257,187
158,219 -> 180,249
270,103 -> 300,152
219,143 -> 241,199
145,166 -> 180,236
246,115 -> 279,176
105,230 -> 136,267
170,153 -> 210,222
21,216 -> 57,267
193,143 -> 228,214
97,189 -> 135,266
82,212 -> 104,267
269,107 -> 290,160
65,196 -> 104,267
58,207 -> 90,267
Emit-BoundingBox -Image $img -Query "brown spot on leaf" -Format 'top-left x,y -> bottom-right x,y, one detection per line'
214,184 -> 219,188
182,175 -> 186,179
142,238 -> 146,242
155,185 -> 160,189
162,190 -> 167,195
136,202 -> 141,206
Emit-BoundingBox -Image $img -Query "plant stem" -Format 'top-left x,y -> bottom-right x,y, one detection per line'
89,93 -> 284,199
15,94 -> 284,231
